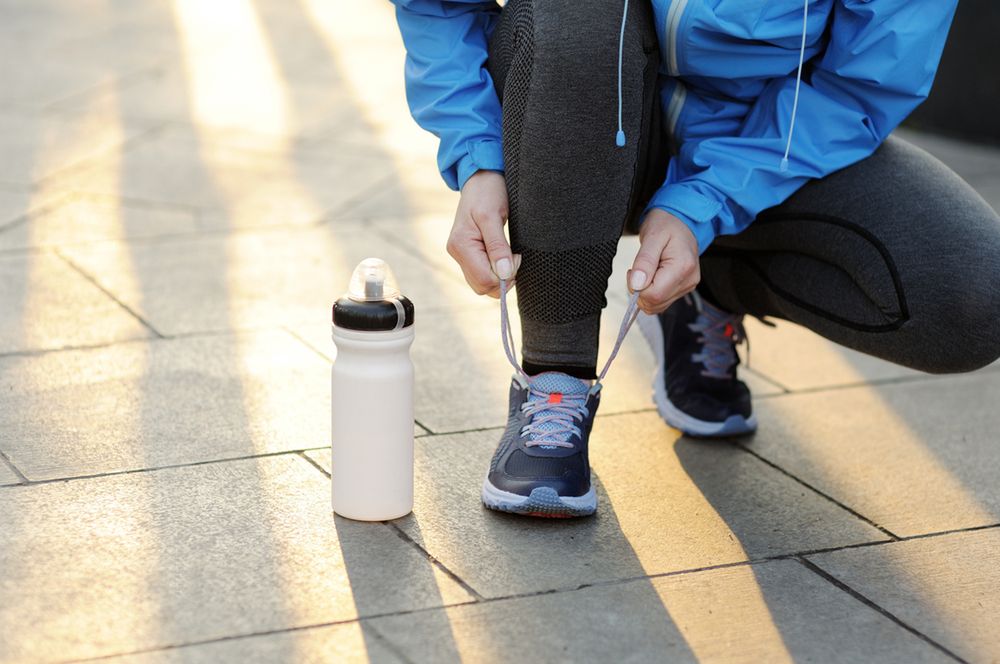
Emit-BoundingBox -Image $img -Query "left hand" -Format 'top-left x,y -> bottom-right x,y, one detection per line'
627,208 -> 701,314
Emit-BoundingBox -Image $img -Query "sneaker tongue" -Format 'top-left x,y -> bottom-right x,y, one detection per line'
527,372 -> 589,398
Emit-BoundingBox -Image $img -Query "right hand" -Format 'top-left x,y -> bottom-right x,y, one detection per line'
447,170 -> 521,298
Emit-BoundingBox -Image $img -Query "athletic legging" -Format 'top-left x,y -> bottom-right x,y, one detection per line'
485,0 -> 1000,378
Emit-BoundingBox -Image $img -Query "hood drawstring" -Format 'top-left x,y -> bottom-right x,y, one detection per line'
781,0 -> 809,172
616,0 -> 630,147
616,0 -> 807,166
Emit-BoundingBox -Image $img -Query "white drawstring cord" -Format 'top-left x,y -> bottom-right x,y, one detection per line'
781,0 -> 809,172
616,0 -> 630,147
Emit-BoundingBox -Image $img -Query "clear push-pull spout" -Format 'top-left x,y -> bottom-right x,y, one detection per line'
348,257 -> 400,303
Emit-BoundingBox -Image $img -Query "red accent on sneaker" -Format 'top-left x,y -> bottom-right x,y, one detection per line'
548,392 -> 563,404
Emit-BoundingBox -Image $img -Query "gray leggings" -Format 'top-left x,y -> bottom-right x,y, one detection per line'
487,0 -> 1000,376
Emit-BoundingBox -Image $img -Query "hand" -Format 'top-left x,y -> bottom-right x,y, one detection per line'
447,170 -> 520,298
628,209 -> 700,314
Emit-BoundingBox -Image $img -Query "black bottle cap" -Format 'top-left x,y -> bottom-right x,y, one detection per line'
333,295 -> 414,331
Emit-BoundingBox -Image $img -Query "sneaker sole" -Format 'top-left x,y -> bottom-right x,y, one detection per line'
637,312 -> 757,438
481,477 -> 596,518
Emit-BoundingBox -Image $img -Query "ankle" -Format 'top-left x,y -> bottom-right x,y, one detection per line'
521,360 -> 597,381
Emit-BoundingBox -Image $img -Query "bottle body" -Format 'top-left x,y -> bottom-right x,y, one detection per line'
331,324 -> 415,521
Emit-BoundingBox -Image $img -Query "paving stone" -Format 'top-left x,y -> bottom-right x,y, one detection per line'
741,318 -> 924,391
52,66 -> 361,143
105,622 -> 405,664
262,0 -> 441,162
0,53 -> 149,109
346,414 -> 884,598
0,459 -> 21,486
60,224 -> 483,336
0,330 -> 330,480
808,529 -> 1000,664
749,371 -> 1000,537
0,455 -> 472,663
339,163 -> 459,221
52,127 -> 401,229
0,194 -> 203,250
0,251 -> 150,354
368,559 -> 946,663
0,108 -> 150,187
0,188 -> 43,229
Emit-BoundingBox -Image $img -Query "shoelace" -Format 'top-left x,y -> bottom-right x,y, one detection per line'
518,389 -> 589,449
499,278 -> 640,447
687,295 -> 747,379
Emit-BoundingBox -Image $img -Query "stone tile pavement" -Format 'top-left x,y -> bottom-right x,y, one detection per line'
1,1 -> 999,663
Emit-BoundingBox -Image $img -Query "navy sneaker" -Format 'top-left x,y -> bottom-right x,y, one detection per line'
638,290 -> 756,437
481,371 -> 599,518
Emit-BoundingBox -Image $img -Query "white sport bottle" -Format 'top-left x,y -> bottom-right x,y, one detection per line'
331,258 -> 415,521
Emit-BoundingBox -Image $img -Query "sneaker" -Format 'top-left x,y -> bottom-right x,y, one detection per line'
638,291 -> 756,437
481,371 -> 599,518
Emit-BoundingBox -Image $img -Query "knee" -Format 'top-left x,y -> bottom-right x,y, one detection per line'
907,260 -> 1000,374
522,0 -> 655,73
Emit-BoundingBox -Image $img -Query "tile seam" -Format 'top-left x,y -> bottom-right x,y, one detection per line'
734,442 -> 901,539
795,557 -> 968,663
55,523 -> 1000,663
53,248 -> 165,338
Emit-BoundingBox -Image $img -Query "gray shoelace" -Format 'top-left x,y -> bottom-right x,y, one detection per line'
499,278 -> 640,447
688,294 -> 746,379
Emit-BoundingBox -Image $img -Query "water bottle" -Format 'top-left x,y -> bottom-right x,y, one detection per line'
331,258 -> 415,521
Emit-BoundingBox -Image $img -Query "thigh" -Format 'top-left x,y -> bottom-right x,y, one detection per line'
702,135 -> 1000,373
487,0 -> 662,249
486,0 -> 664,322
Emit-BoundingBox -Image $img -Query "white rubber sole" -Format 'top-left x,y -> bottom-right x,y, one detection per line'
637,311 -> 757,438
481,476 -> 597,518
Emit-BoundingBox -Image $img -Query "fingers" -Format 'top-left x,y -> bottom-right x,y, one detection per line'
448,171 -> 515,299
629,214 -> 701,314
446,215 -> 519,299
637,242 -> 699,314
628,236 -> 662,293
473,209 -> 514,280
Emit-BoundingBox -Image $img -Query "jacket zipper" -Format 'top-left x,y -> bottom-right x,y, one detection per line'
667,81 -> 687,135
665,0 -> 692,76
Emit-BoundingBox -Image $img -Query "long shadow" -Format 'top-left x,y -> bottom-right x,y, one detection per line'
77,1 -> 303,658
676,422 -> 994,660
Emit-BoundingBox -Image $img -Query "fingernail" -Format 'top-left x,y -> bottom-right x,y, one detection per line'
629,270 -> 647,291
495,257 -> 513,280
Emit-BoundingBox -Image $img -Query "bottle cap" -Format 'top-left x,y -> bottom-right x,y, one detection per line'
333,258 -> 414,331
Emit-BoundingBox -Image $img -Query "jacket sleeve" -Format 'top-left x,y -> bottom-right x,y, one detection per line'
391,0 -> 504,191
646,0 -> 958,254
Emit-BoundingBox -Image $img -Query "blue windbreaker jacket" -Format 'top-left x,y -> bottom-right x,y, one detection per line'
391,0 -> 957,252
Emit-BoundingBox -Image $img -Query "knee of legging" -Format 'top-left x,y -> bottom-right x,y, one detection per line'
903,278 -> 1000,374
514,0 -> 654,78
